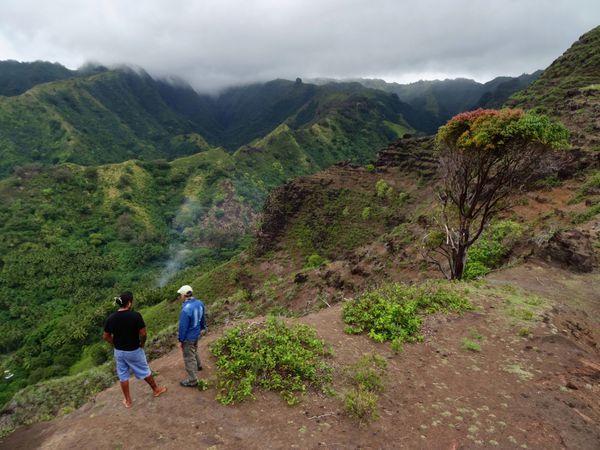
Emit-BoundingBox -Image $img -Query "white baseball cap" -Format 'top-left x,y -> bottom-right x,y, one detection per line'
177,285 -> 193,295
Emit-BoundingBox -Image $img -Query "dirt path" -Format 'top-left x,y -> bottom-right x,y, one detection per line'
2,262 -> 599,449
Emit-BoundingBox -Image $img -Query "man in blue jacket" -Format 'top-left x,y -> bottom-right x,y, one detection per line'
177,285 -> 207,387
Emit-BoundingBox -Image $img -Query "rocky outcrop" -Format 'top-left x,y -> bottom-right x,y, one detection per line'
254,182 -> 307,256
375,137 -> 437,175
536,229 -> 597,272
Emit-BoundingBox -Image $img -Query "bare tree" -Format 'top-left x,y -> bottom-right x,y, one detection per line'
424,109 -> 569,279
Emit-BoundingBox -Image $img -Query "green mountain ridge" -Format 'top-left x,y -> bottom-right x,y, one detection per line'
310,72 -> 541,133
0,67 -> 413,178
0,61 -> 77,97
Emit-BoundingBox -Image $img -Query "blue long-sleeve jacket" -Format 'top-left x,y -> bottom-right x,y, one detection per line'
178,298 -> 206,342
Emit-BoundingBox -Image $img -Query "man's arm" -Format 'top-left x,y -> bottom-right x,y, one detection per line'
139,327 -> 147,348
200,304 -> 207,332
102,331 -> 113,346
178,309 -> 189,343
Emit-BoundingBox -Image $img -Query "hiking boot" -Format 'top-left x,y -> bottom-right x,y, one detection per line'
179,379 -> 198,387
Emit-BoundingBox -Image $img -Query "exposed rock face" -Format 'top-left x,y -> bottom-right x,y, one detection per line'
537,229 -> 597,272
254,137 -> 437,257
553,147 -> 600,179
376,137 -> 437,175
254,181 -> 311,256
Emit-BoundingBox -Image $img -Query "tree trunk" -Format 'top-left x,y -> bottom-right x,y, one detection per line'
452,245 -> 467,279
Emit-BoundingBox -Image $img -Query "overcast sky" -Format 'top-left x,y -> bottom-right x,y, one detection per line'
0,0 -> 599,92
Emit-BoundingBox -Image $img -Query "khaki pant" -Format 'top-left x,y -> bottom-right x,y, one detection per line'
182,340 -> 202,381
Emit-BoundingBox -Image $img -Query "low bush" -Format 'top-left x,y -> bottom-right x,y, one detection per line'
346,353 -> 387,393
304,253 -> 328,269
209,316 -> 333,405
463,220 -> 523,280
462,339 -> 481,352
342,282 -> 470,344
344,387 -> 379,423
344,353 -> 387,422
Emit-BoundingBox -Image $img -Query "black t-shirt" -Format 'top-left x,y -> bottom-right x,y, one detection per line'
104,310 -> 146,351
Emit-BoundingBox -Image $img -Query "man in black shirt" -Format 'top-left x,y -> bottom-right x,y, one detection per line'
103,291 -> 167,408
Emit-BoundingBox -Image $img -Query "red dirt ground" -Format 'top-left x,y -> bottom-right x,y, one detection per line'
1,262 -> 599,450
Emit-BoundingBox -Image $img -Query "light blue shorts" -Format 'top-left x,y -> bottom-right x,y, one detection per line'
114,347 -> 151,382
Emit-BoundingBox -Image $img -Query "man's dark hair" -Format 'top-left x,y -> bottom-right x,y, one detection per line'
115,291 -> 133,307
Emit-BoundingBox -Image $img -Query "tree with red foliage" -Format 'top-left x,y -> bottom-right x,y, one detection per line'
424,108 -> 569,279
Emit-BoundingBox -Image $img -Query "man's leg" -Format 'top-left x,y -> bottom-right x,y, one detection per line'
182,341 -> 198,384
115,350 -> 132,408
193,340 -> 202,370
143,374 -> 167,396
119,380 -> 132,408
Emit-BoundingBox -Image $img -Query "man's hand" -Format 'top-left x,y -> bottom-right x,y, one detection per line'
139,328 -> 147,348
102,331 -> 114,346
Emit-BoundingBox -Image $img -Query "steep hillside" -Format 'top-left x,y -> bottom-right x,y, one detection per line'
0,69 -> 205,176
475,71 -> 542,108
508,25 -> 600,150
0,61 -> 76,97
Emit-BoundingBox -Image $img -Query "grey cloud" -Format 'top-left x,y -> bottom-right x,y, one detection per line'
0,0 -> 599,92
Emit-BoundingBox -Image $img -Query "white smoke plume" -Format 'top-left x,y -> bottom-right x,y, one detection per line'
156,197 -> 205,287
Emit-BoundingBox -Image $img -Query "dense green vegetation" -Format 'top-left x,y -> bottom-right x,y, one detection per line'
0,61 -> 77,97
463,220 -> 524,279
209,316 -> 333,405
342,282 -> 471,348
0,68 -> 412,178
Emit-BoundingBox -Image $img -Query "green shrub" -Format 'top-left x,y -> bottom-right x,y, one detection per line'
89,344 -> 109,366
462,339 -> 481,352
304,253 -> 327,269
88,233 -> 105,246
346,353 -> 387,393
570,171 -> 600,204
535,175 -> 562,189
463,220 -> 523,280
375,179 -> 392,198
342,282 -> 470,344
209,316 -> 333,405
573,203 -> 600,224
518,328 -> 531,337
